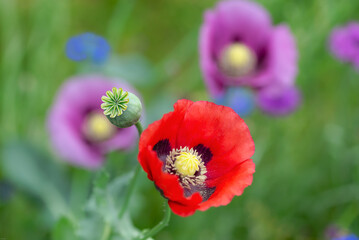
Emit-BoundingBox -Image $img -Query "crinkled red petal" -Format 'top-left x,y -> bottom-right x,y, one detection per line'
199,159 -> 255,211
168,200 -> 199,217
176,101 -> 255,179
140,147 -> 203,216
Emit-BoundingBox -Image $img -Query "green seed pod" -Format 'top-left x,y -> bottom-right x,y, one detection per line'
101,87 -> 142,128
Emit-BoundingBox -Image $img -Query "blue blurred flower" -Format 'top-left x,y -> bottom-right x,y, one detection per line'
65,32 -> 111,64
214,87 -> 255,117
333,234 -> 359,240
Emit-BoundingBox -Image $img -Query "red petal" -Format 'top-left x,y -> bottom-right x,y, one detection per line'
139,147 -> 203,216
138,146 -> 154,180
176,101 -> 255,179
138,99 -> 193,180
139,99 -> 193,154
168,200 -> 200,217
199,159 -> 255,211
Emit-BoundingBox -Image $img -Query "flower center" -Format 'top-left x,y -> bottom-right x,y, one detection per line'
175,152 -> 200,176
218,43 -> 257,77
165,147 -> 207,189
83,112 -> 116,142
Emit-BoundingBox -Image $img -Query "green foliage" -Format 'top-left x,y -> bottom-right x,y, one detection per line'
2,141 -> 71,220
1,0 -> 359,239
52,217 -> 79,240
76,170 -> 151,240
1,142 -> 151,239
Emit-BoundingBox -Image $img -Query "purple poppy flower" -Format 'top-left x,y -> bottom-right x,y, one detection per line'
256,85 -> 301,116
66,33 -> 111,64
199,0 -> 298,97
47,75 -> 140,169
329,22 -> 359,69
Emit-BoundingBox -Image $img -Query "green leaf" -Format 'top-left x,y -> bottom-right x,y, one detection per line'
77,171 -> 149,240
2,141 -> 48,195
77,216 -> 105,240
94,170 -> 110,189
52,217 -> 79,240
2,141 -> 68,195
1,141 -> 71,219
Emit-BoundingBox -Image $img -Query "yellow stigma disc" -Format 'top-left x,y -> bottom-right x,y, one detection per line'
83,112 -> 115,142
219,43 -> 257,77
175,152 -> 200,176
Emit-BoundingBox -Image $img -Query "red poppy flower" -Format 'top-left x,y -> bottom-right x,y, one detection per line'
138,100 -> 255,217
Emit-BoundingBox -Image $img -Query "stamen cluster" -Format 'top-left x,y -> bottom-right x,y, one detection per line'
165,147 -> 207,189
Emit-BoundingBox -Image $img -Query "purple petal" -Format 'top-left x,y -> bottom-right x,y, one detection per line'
256,86 -> 301,116
210,0 -> 272,55
47,75 -> 139,169
199,0 -> 272,97
199,0 -> 298,97
248,25 -> 298,87
329,22 -> 359,64
330,28 -> 356,61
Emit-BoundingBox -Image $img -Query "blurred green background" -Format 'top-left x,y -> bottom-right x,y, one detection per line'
1,0 -> 359,239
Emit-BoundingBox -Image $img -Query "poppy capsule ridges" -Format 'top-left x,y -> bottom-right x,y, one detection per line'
101,87 -> 142,128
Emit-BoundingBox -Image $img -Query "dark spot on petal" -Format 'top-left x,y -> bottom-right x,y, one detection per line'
200,187 -> 216,202
183,187 -> 193,198
232,36 -> 242,42
153,139 -> 171,162
183,185 -> 216,202
194,144 -> 213,164
212,52 -> 217,62
256,46 -> 268,71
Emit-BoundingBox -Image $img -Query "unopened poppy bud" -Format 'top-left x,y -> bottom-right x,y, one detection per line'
101,87 -> 142,128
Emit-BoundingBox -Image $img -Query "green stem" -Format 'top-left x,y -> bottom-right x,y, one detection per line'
118,164 -> 141,218
118,121 -> 143,218
135,121 -> 143,135
70,169 -> 91,216
100,222 -> 112,240
139,204 -> 171,240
